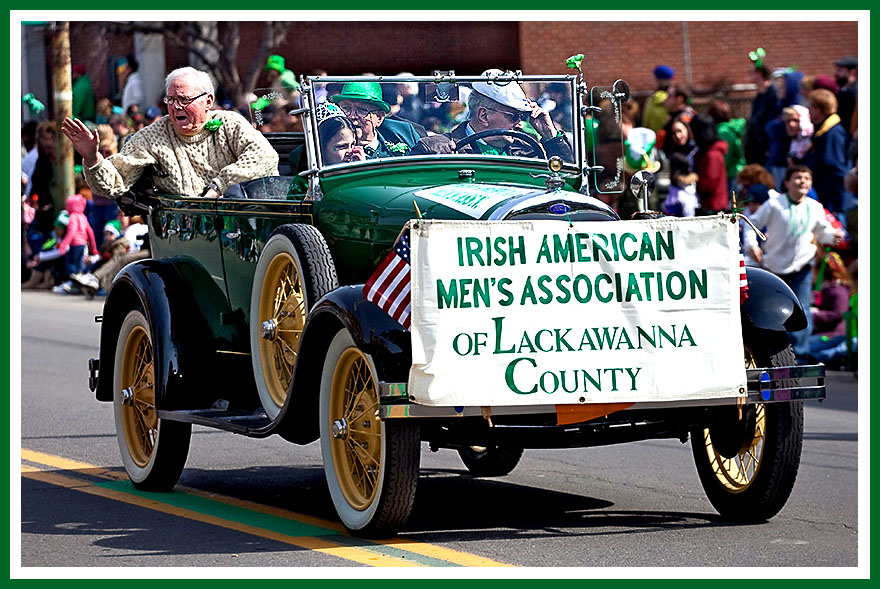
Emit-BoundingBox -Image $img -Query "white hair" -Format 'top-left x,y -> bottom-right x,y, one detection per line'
164,67 -> 214,95
467,90 -> 499,121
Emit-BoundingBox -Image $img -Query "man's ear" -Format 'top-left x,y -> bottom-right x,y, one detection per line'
205,94 -> 215,110
477,106 -> 490,124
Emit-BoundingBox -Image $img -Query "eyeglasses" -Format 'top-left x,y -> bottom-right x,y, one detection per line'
339,104 -> 383,119
487,108 -> 528,123
163,92 -> 209,107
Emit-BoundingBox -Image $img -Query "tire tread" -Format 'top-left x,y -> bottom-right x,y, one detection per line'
691,333 -> 804,522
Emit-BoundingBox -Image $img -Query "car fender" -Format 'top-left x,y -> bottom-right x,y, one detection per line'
95,258 -> 243,409
741,266 -> 808,332
272,285 -> 411,445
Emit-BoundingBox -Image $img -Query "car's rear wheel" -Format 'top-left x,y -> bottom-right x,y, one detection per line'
319,329 -> 420,536
458,444 -> 524,477
251,225 -> 337,420
691,332 -> 803,521
113,309 -> 191,490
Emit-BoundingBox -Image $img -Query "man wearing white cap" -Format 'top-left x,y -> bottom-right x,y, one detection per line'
411,69 -> 573,161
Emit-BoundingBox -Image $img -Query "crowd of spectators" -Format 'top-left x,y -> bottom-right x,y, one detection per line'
631,55 -> 858,369
21,52 -> 859,369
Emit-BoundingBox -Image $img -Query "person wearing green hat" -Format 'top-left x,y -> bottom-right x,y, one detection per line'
265,54 -> 301,94
329,82 -> 420,159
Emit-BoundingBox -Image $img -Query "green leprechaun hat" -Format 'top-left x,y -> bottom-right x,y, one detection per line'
329,82 -> 391,113
265,54 -> 286,72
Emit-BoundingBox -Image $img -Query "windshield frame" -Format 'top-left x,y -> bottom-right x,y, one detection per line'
300,73 -> 584,176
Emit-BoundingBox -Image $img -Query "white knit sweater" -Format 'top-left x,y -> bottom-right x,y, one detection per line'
84,110 -> 279,198
743,193 -> 839,275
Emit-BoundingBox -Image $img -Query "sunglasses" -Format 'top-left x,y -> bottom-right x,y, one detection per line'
487,108 -> 529,123
163,92 -> 209,107
339,104 -> 383,119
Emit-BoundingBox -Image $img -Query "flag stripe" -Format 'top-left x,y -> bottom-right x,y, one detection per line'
363,229 -> 412,329
365,256 -> 401,300
382,274 -> 410,313
387,282 -> 411,317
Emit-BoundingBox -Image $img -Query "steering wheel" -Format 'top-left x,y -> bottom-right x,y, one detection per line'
453,129 -> 547,159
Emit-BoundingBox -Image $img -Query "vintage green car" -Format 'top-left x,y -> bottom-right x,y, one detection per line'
88,71 -> 824,536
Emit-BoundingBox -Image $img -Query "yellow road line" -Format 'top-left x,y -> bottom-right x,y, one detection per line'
21,448 -> 513,567
376,538 -> 511,567
21,449 -> 97,471
21,467 -> 418,567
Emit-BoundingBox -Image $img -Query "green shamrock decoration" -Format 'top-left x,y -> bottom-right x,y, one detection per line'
204,117 -> 223,131
566,54 -> 584,73
385,141 -> 409,154
251,97 -> 270,111
22,93 -> 45,116
749,47 -> 766,69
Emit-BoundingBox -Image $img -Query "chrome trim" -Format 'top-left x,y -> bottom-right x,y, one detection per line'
306,74 -> 578,83
488,191 -> 618,220
121,387 -> 134,407
317,153 -> 579,179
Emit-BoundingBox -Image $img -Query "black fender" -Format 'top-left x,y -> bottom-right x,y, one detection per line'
272,285 -> 411,445
95,257 -> 252,410
741,266 -> 808,332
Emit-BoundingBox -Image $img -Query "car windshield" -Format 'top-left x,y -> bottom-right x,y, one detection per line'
248,73 -> 626,194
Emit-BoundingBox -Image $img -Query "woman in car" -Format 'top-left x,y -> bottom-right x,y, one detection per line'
316,103 -> 366,164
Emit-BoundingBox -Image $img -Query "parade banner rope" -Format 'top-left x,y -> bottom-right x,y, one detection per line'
408,217 -> 746,406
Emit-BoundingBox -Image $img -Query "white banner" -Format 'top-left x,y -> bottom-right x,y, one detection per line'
408,217 -> 746,406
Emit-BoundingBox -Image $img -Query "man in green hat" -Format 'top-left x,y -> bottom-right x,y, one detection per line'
265,54 -> 300,94
330,82 -> 421,159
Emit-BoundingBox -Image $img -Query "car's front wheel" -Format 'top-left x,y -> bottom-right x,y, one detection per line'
113,309 -> 191,490
319,329 -> 420,536
691,332 -> 803,521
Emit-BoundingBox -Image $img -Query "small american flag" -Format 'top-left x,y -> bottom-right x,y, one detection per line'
739,250 -> 749,304
363,229 -> 411,329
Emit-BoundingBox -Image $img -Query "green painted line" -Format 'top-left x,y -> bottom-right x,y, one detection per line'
95,480 -> 463,566
95,479 -> 335,538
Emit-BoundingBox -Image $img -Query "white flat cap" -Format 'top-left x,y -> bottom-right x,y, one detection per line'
471,69 -> 532,112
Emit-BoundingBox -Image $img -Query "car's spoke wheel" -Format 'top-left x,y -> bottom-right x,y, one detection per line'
691,331 -> 803,521
251,225 -> 337,420
113,310 -> 191,490
458,443 -> 524,477
320,330 -> 419,536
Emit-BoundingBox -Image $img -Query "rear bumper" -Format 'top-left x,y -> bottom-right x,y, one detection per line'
378,363 -> 826,419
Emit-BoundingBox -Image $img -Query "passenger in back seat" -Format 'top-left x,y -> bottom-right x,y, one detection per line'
316,103 -> 366,164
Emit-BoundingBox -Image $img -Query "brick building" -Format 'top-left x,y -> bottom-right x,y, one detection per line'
24,20 -> 858,113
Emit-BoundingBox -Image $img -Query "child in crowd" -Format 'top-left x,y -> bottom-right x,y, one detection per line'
743,165 -> 843,360
23,212 -> 70,289
663,152 -> 699,217
739,183 -> 771,266
807,251 -> 854,368
56,193 -> 98,279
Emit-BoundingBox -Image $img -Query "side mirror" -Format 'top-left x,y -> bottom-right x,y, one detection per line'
630,170 -> 656,212
612,79 -> 631,104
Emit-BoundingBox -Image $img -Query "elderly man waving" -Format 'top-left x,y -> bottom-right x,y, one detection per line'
411,69 -> 573,162
62,67 -> 278,199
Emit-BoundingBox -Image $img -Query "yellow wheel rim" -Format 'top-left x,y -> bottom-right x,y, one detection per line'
700,346 -> 766,492
120,325 -> 156,468
329,347 -> 382,511
258,252 -> 306,410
